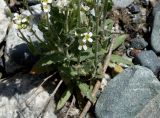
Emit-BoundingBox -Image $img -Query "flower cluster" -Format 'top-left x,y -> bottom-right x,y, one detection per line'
53,0 -> 70,9
78,32 -> 93,51
41,0 -> 52,13
13,13 -> 30,30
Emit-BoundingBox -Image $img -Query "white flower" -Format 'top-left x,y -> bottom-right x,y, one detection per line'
81,4 -> 90,11
82,32 -> 93,43
56,0 -> 70,8
21,18 -> 27,23
41,0 -> 52,4
13,13 -> 21,21
12,13 -> 31,30
47,0 -> 52,3
14,24 -> 20,29
78,44 -> 87,51
43,4 -> 51,13
13,13 -> 19,20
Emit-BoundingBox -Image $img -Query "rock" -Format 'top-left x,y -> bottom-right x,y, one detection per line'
134,50 -> 160,75
141,0 -> 149,6
135,92 -> 160,118
28,0 -> 40,6
0,0 -> 10,43
95,66 -> 160,118
152,2 -> 160,17
128,4 -> 140,14
132,13 -> 142,24
151,11 -> 160,53
112,0 -> 134,8
0,74 -> 57,118
4,22 -> 43,73
30,4 -> 43,23
130,36 -> 148,49
4,6 -> 43,73
30,4 -> 42,14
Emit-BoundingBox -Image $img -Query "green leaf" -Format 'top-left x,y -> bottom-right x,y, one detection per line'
111,54 -> 133,65
80,48 -> 94,62
31,52 -> 66,74
104,19 -> 114,30
57,89 -> 72,110
112,35 -> 127,50
78,82 -> 96,103
36,52 -> 66,67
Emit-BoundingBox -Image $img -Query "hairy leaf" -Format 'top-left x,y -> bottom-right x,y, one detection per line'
112,35 -> 127,50
111,54 -> 133,65
57,89 -> 72,110
78,82 -> 96,103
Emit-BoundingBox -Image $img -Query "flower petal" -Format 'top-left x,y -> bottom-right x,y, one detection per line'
43,5 -> 50,12
83,33 -> 87,36
83,45 -> 87,50
89,32 -> 93,37
21,18 -> 27,23
42,2 -> 48,5
48,0 -> 52,3
88,38 -> 93,42
82,38 -> 86,43
78,45 -> 82,50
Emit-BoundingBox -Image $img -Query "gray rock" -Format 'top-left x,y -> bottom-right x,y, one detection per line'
134,50 -> 160,75
152,3 -> 160,17
132,13 -> 142,24
0,0 -> 10,43
151,2 -> 160,53
135,92 -> 160,118
28,0 -> 40,6
0,74 -> 57,118
30,4 -> 42,15
151,10 -> 160,53
128,4 -> 140,14
130,37 -> 148,49
4,22 -> 43,73
95,66 -> 160,118
112,0 -> 134,8
141,0 -> 149,6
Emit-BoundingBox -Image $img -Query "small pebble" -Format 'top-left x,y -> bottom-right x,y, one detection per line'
128,4 -> 140,14
130,36 -> 148,49
141,0 -> 149,6
134,50 -> 160,75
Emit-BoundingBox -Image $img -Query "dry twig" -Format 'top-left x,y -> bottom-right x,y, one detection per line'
25,73 -> 57,105
103,38 -> 116,73
79,81 -> 101,118
64,96 -> 76,118
79,38 -> 116,118
38,79 -> 63,118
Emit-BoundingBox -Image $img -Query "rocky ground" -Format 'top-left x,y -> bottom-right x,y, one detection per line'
1,0 -> 160,118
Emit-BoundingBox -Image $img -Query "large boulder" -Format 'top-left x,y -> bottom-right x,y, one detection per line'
151,3 -> 160,54
4,7 -> 44,73
112,0 -> 134,8
4,23 -> 42,73
0,0 -> 10,43
0,74 -> 57,118
95,66 -> 160,118
151,11 -> 160,53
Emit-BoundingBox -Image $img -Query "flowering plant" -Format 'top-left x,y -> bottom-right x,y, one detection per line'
12,0 -> 129,115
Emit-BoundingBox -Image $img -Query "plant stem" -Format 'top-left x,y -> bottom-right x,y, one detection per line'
77,0 -> 81,65
94,0 -> 100,75
77,0 -> 81,28
65,8 -> 69,33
